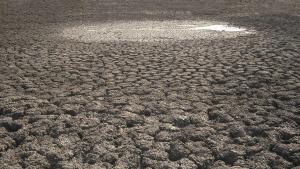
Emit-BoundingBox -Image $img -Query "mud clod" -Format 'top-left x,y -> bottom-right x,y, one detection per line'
0,121 -> 23,132
168,141 -> 191,161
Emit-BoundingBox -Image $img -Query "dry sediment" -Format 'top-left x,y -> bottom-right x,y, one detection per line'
0,1 -> 299,169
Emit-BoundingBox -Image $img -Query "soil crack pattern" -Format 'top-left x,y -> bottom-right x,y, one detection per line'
0,0 -> 299,168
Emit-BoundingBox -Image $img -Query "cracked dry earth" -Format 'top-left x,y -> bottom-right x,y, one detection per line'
1,7 -> 300,169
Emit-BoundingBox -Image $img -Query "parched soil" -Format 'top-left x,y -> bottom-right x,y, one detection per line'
0,0 -> 299,169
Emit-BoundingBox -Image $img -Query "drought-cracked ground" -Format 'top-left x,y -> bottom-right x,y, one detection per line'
0,0 -> 300,169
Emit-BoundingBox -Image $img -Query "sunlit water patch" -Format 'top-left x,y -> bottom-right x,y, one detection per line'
61,20 -> 254,42
190,25 -> 246,32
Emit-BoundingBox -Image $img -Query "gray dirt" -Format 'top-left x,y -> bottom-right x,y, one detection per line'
0,0 -> 299,169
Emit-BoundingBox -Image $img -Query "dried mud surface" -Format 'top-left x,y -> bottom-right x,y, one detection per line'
0,1 -> 300,169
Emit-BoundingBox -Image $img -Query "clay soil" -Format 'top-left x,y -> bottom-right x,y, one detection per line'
0,0 -> 299,169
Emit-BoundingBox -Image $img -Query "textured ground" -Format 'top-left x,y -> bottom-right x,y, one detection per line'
0,0 -> 300,169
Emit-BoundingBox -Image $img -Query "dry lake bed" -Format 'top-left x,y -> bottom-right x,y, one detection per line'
0,0 -> 299,168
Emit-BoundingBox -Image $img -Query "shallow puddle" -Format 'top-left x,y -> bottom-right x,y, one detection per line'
61,20 -> 254,42
190,25 -> 246,32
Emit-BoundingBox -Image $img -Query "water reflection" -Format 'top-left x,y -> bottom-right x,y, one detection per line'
61,20 -> 254,42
